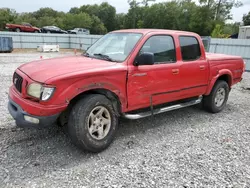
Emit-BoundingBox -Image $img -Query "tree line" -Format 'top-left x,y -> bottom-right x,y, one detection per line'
0,0 -> 249,37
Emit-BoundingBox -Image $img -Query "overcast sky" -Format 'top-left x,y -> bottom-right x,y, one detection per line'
1,0 -> 250,22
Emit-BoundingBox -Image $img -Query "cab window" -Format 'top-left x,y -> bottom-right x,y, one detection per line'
140,35 -> 176,64
179,36 -> 201,61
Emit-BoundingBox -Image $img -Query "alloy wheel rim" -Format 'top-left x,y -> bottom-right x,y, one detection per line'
87,106 -> 111,140
215,88 -> 226,107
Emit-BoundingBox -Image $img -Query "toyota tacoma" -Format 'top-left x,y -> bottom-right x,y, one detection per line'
8,29 -> 245,152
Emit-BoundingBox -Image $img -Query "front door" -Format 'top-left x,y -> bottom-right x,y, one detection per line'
127,35 -> 182,111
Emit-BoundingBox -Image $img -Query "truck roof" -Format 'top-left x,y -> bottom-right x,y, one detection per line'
112,29 -> 196,35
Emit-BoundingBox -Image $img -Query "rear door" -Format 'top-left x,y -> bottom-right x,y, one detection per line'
127,35 -> 182,110
178,36 -> 209,98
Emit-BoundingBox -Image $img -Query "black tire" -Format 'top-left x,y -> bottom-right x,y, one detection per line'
203,80 -> 230,113
68,94 -> 118,152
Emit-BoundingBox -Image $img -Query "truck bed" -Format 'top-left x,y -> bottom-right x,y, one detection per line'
206,52 -> 242,61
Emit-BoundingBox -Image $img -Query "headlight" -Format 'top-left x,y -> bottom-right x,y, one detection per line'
27,83 -> 42,98
27,83 -> 55,101
41,87 -> 55,101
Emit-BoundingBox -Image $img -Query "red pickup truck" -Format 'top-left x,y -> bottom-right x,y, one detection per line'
6,23 -> 40,33
8,29 -> 245,152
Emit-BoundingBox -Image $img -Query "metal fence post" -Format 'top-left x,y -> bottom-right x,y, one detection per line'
19,34 -> 22,48
42,34 -> 45,45
69,34 -> 71,49
214,43 -> 218,53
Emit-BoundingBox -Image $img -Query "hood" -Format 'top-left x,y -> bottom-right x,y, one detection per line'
18,56 -> 117,83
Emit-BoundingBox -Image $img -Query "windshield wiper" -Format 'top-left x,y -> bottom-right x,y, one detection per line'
93,53 -> 115,62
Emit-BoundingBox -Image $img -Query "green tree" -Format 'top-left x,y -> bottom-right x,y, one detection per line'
69,7 -> 81,14
188,5 -> 215,35
62,13 -> 93,30
211,24 -> 223,37
14,12 -> 37,26
142,2 -> 181,29
199,0 -> 242,22
125,0 -> 144,28
115,13 -> 126,30
141,0 -> 156,6
90,15 -> 107,34
243,11 -> 250,26
0,8 -> 17,30
78,3 -> 116,31
33,8 -> 59,19
223,22 -> 240,34
36,16 -> 56,27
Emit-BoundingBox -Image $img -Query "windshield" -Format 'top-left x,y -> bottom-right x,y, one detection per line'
86,32 -> 142,62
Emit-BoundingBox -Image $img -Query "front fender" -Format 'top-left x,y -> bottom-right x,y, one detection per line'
43,73 -> 128,112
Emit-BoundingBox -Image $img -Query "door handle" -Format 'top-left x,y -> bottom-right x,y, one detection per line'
172,69 -> 179,75
200,65 -> 205,70
132,73 -> 147,77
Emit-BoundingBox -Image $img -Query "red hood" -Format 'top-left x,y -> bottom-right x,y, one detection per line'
18,56 -> 117,83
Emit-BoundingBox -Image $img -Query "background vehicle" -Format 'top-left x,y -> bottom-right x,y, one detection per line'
8,29 -> 245,153
5,23 -> 40,33
67,28 -> 90,35
41,26 -> 67,34
238,25 -> 250,39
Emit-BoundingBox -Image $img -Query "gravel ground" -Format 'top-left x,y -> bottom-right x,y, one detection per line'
0,52 -> 250,188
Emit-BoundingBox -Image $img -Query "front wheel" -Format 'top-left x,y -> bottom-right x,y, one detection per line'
68,94 -> 118,152
203,80 -> 230,113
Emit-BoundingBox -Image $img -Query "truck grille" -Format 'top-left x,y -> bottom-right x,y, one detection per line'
13,72 -> 23,93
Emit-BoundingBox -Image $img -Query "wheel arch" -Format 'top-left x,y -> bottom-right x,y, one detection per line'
58,88 -> 123,127
205,70 -> 233,95
70,88 -> 122,116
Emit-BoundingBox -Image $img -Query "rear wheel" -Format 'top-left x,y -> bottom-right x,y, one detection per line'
68,94 -> 118,152
203,80 -> 230,113
47,30 -> 51,33
15,28 -> 21,32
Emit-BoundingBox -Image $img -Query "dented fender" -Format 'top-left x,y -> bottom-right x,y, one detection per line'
45,73 -> 128,112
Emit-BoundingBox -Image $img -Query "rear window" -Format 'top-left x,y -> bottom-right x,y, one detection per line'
179,36 -> 201,61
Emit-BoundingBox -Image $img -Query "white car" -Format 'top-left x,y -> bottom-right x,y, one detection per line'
68,28 -> 90,35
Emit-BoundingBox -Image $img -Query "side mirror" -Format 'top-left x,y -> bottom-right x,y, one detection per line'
135,52 -> 154,66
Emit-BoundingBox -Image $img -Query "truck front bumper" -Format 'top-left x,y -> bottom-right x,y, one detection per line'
8,86 -> 67,128
8,97 -> 60,128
